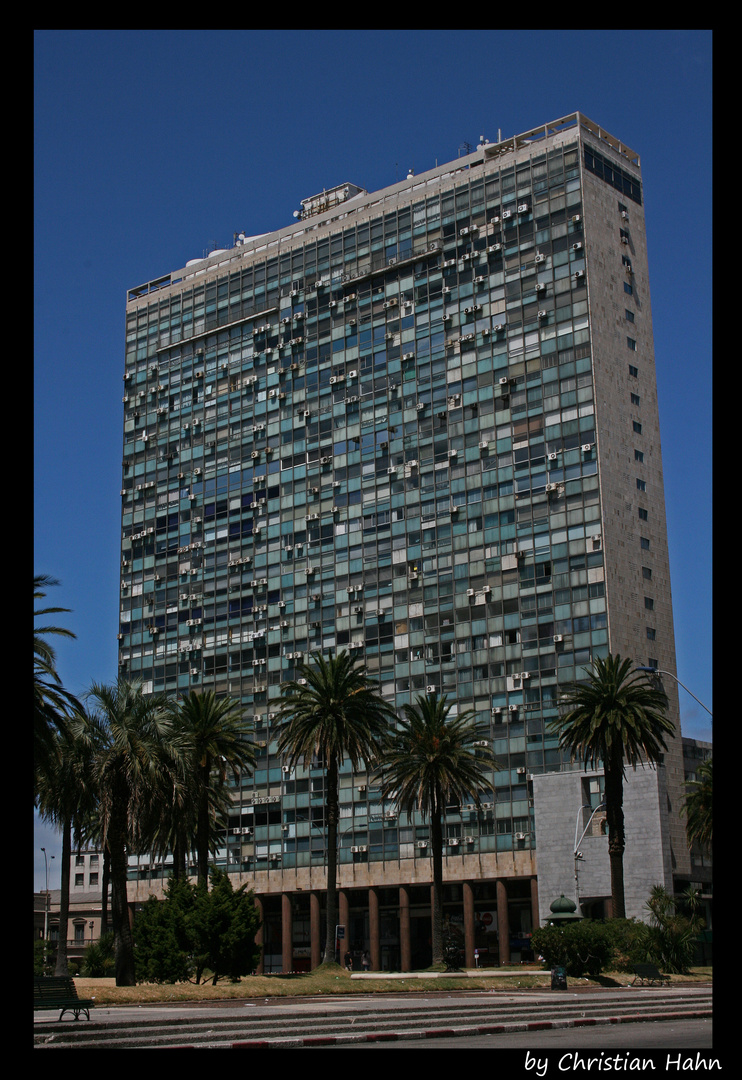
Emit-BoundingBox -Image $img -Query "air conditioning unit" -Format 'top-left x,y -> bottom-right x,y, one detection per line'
535,282 -> 546,292
535,253 -> 546,263
538,310 -> 547,318
582,443 -> 593,452
417,841 -> 428,848
572,241 -> 583,251
553,634 -> 564,643
548,452 -> 558,460
509,705 -> 518,712
574,270 -> 585,279
482,585 -> 491,594
351,846 -> 367,853
515,832 -> 527,841
517,767 -> 526,774
448,838 -> 460,846
426,685 -> 436,693
518,203 -> 529,213
479,441 -> 489,450
494,323 -> 505,332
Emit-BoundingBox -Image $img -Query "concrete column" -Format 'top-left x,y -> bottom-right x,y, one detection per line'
339,890 -> 349,966
400,885 -> 411,971
310,891 -> 322,970
254,895 -> 264,974
281,893 -> 293,973
530,877 -> 540,930
368,887 -> 380,971
496,879 -> 510,965
463,881 -> 475,968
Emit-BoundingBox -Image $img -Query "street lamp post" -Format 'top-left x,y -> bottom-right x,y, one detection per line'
41,847 -> 55,967
635,667 -> 712,719
573,803 -> 605,909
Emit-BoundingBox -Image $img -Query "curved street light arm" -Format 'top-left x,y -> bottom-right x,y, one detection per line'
635,667 -> 712,719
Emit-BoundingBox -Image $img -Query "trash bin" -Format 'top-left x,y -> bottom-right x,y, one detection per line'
551,966 -> 567,990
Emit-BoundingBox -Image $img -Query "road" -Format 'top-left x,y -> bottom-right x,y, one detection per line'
298,1016 -> 714,1050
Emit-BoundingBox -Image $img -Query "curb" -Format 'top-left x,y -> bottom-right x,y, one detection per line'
225,1006 -> 712,1049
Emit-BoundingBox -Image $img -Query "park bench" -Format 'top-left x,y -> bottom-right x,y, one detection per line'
631,962 -> 670,986
34,976 -> 95,1020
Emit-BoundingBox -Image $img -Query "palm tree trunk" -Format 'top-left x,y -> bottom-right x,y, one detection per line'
197,761 -> 211,888
101,847 -> 110,933
172,836 -> 186,882
109,819 -> 136,986
54,815 -> 72,976
430,799 -> 444,966
604,757 -> 626,920
323,756 -> 339,965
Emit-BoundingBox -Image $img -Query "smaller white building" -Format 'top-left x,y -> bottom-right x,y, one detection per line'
532,764 -> 673,925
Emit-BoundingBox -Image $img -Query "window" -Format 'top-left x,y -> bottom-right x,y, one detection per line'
642,566 -> 652,580
627,337 -> 637,351
634,449 -> 644,462
644,597 -> 654,610
625,309 -> 635,323
631,392 -> 640,405
629,364 -> 638,377
633,421 -> 642,433
624,281 -> 633,295
640,536 -> 650,550
636,478 -> 646,491
646,627 -> 656,641
638,507 -> 648,521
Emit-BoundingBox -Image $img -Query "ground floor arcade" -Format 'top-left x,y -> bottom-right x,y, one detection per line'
252,877 -> 539,973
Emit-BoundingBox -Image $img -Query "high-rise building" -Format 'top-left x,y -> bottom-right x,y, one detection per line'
119,113 -> 691,971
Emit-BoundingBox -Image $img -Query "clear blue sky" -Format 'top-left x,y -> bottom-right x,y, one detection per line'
34,29 -> 712,889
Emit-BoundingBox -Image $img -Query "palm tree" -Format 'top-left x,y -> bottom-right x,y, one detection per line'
34,575 -> 81,786
35,721 -> 98,975
169,690 -> 257,887
682,757 -> 712,852
550,654 -> 674,920
376,693 -> 498,967
276,650 -> 396,965
77,678 -> 181,985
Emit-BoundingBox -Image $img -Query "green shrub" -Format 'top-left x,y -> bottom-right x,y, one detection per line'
82,931 -> 115,977
133,869 -> 262,985
638,885 -> 705,974
531,920 -> 614,977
